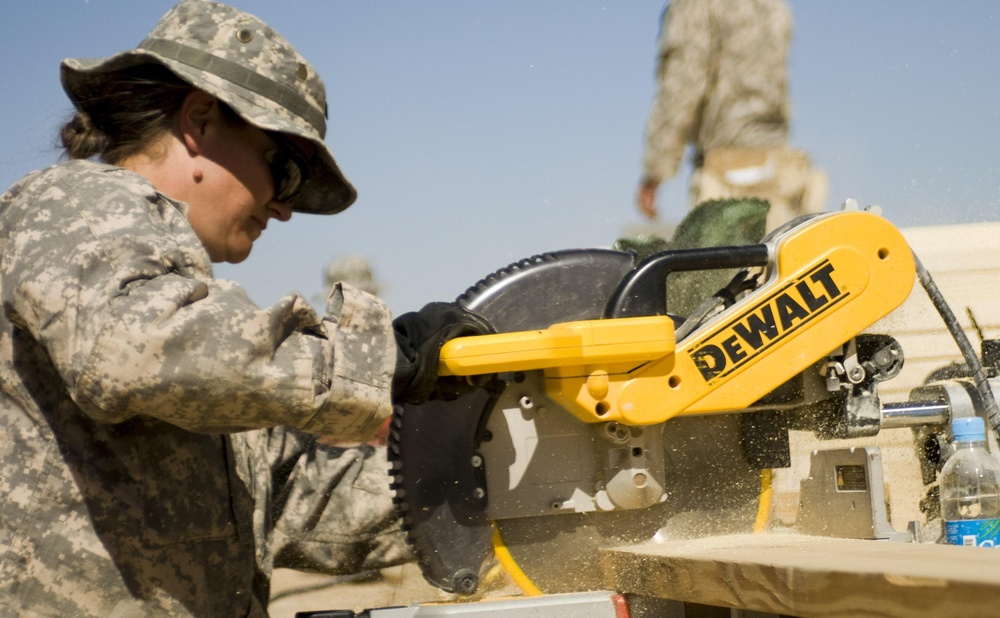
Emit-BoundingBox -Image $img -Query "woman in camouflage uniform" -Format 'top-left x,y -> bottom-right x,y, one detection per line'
0,1 -> 487,616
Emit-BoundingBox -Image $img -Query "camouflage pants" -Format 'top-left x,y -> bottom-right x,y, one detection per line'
692,146 -> 828,232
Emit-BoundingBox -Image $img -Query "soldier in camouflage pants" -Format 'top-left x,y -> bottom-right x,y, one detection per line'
0,1 -> 489,616
636,0 -> 827,232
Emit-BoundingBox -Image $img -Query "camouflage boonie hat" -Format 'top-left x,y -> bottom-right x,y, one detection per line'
60,0 -> 356,215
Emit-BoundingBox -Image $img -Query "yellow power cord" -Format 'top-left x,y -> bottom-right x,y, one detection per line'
491,524 -> 543,596
753,468 -> 774,533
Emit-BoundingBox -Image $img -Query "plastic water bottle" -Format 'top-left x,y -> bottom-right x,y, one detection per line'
941,416 -> 1000,546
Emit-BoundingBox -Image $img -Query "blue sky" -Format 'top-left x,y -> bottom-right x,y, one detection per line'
2,2 -> 998,316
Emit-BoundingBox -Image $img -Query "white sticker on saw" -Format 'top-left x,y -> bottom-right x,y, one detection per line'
502,406 -> 538,491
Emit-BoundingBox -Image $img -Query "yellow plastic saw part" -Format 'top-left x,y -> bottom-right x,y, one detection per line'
602,210 -> 915,425
438,315 -> 675,376
439,211 -> 915,427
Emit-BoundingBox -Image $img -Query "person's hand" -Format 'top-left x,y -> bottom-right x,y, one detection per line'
637,178 -> 661,220
392,302 -> 494,405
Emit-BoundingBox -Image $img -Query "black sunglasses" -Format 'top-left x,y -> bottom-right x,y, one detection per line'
264,132 -> 311,203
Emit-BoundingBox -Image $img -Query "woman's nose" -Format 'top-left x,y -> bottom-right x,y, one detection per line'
269,201 -> 293,222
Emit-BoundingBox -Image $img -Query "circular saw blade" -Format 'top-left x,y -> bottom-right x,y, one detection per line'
389,249 -> 635,593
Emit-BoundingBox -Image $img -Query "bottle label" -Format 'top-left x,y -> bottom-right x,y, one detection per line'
945,518 -> 1000,547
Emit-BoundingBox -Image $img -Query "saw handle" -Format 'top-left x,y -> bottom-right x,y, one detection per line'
604,244 -> 770,318
437,316 -> 676,377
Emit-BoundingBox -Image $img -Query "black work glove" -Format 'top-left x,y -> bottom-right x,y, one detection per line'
392,302 -> 495,406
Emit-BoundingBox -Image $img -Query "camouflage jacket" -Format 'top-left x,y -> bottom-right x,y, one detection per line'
642,0 -> 792,182
0,160 -> 397,617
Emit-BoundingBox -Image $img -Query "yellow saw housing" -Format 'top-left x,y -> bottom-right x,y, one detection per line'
439,211 -> 915,426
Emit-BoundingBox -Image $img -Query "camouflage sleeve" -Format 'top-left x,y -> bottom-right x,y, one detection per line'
247,428 -> 412,575
641,0 -> 714,182
3,164 -> 394,440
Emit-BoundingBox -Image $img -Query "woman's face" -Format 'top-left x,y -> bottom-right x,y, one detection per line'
185,120 -> 295,264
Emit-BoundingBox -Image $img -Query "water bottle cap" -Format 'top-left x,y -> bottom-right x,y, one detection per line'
952,416 -> 987,442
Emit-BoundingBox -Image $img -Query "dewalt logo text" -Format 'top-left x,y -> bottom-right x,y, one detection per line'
690,261 -> 846,382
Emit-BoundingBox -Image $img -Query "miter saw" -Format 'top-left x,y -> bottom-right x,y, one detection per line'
387,207 -> 999,598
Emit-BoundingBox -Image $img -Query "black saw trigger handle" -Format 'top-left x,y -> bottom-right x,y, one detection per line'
604,244 -> 769,318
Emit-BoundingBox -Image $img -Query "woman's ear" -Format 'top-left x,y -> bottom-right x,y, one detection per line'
177,90 -> 221,154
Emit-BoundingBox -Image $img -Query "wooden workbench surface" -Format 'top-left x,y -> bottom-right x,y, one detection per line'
601,533 -> 1000,617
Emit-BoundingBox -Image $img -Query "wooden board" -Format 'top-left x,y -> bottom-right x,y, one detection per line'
602,533 -> 1000,617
